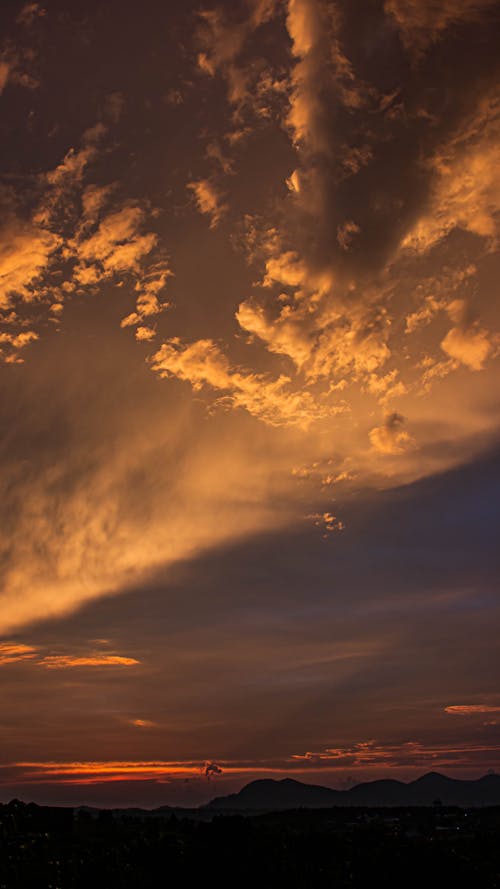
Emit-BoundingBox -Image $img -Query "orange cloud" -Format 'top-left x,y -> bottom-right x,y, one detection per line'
0,642 -> 38,665
120,262 -> 172,329
150,337 -> 342,428
74,206 -> 157,283
0,642 -> 141,670
385,0 -> 498,55
308,512 -> 345,534
292,738 -> 500,768
445,705 -> 500,715
0,221 -> 61,310
369,413 -> 416,456
187,179 -> 227,228
10,739 -> 500,786
402,92 -> 500,253
0,61 -> 10,95
135,326 -> 156,342
39,655 -> 140,669
196,0 -> 276,107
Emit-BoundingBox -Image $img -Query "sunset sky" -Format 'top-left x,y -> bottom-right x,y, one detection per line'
0,0 -> 499,808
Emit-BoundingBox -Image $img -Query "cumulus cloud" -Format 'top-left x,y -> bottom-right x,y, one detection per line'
402,92 -> 500,253
441,325 -> 492,371
1,0 -> 499,643
440,299 -> 493,371
0,125 -> 171,362
237,288 -> 391,383
73,206 -> 157,282
0,221 -> 61,309
369,413 -> 416,456
135,326 -> 157,342
150,337 -> 342,428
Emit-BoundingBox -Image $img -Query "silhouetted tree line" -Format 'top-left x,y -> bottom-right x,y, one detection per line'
1,799 -> 500,888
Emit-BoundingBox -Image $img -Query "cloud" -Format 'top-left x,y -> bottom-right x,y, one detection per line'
187,179 -> 227,228
445,705 -> 500,715
74,206 -> 157,282
440,299 -> 493,371
0,0 -> 499,650
441,325 -> 492,371
337,220 -> 360,251
369,413 -> 416,455
150,337 -> 342,428
0,221 -> 61,309
0,49 -> 40,94
0,642 -> 139,669
135,326 -> 156,342
16,3 -> 46,26
196,0 -> 277,107
0,61 -> 10,94
120,262 -> 172,329
292,738 -> 500,769
0,330 -> 39,362
80,184 -> 116,229
0,126 -> 168,363
39,655 -> 140,669
308,512 -> 345,535
402,92 -> 500,253
0,642 -> 38,665
385,0 -> 498,56
237,288 -> 392,383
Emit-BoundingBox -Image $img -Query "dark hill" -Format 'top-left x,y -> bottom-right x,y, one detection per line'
207,778 -> 342,811
205,772 -> 500,811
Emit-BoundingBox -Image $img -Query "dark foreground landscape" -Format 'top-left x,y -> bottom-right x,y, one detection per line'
2,776 -> 500,889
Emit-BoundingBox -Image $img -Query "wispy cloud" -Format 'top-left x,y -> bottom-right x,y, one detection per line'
39,655 -> 140,669
445,705 -> 500,715
0,642 -> 38,665
0,642 -> 139,670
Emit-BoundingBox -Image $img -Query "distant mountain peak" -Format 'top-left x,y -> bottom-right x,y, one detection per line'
413,771 -> 450,783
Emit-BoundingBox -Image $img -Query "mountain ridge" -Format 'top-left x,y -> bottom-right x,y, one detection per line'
204,772 -> 500,810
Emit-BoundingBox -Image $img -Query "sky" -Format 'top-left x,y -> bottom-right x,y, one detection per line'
0,0 -> 499,808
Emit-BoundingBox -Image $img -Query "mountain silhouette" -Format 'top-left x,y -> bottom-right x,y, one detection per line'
205,772 -> 500,810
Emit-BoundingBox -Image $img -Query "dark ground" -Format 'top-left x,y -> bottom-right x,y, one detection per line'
1,799 -> 500,888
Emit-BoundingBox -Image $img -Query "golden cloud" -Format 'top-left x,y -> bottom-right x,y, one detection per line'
369,413 -> 416,456
187,179 -> 227,229
39,654 -> 140,669
150,336 -> 343,427
0,642 -> 38,665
